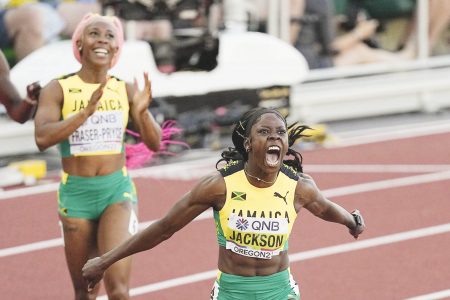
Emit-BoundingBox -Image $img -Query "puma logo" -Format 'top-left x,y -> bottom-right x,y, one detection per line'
274,191 -> 289,205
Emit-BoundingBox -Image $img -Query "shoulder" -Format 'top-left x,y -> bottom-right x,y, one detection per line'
193,171 -> 226,194
42,79 -> 63,93
105,75 -> 125,86
39,79 -> 63,103
55,73 -> 76,81
218,160 -> 244,177
280,164 -> 300,180
296,173 -> 318,190
190,171 -> 226,210
295,173 -> 321,204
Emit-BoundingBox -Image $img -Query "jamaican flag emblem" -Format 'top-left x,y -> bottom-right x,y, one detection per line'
231,191 -> 246,201
69,88 -> 82,93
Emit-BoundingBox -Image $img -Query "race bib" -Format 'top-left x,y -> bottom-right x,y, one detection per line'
226,213 -> 289,259
69,111 -> 124,155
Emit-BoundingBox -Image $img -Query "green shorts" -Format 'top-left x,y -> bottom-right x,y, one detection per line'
58,167 -> 137,219
210,269 -> 300,300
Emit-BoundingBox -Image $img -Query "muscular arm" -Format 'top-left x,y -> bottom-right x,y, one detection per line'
126,75 -> 162,152
34,80 -> 104,151
296,173 -> 363,236
82,172 -> 226,289
0,50 -> 36,123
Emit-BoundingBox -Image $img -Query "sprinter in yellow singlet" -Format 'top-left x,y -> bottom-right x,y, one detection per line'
34,13 -> 162,300
82,107 -> 365,299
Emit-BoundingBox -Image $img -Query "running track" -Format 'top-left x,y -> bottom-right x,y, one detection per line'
1,122 -> 450,300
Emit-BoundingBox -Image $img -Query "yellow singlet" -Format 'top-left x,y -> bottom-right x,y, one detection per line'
58,74 -> 129,157
215,161 -> 299,260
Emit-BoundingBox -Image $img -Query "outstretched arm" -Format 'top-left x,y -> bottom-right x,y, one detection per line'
82,172 -> 226,290
296,173 -> 365,238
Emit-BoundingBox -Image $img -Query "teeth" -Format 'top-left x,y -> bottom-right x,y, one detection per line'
268,146 -> 280,151
94,48 -> 108,54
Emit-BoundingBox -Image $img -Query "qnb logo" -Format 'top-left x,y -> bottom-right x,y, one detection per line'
236,218 -> 249,231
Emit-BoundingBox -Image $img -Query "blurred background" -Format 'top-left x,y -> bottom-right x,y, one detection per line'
1,0 -> 450,180
1,0 -> 450,177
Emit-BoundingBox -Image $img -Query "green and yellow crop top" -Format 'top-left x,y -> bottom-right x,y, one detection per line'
215,161 -> 299,260
58,74 -> 129,157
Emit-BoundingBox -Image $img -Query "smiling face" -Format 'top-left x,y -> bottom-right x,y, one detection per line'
245,112 -> 288,172
78,19 -> 118,68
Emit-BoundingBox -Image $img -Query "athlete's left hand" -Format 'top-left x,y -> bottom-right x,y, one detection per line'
131,72 -> 152,114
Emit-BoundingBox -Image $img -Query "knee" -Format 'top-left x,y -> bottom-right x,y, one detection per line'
107,286 -> 129,300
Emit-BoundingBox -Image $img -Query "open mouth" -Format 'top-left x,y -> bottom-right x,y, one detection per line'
93,48 -> 109,58
265,145 -> 281,167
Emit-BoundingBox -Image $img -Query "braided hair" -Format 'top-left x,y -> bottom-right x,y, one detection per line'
216,107 -> 310,173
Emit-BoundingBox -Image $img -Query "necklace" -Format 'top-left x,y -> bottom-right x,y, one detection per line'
244,168 -> 277,184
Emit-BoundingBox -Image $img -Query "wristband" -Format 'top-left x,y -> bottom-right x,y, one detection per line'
352,212 -> 362,227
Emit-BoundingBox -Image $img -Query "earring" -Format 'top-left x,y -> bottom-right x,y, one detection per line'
78,46 -> 82,51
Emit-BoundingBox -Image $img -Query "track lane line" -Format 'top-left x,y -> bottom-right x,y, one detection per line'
324,170 -> 450,198
405,289 -> 450,300
2,170 -> 450,257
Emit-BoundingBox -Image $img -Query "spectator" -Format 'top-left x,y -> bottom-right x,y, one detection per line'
400,0 -> 450,58
246,0 -> 306,42
293,0 -> 403,69
0,0 -> 64,61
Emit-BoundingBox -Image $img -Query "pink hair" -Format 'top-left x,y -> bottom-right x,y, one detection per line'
72,13 -> 124,68
125,121 -> 190,169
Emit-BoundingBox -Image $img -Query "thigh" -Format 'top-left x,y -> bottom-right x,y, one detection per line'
98,201 -> 137,290
60,216 -> 98,290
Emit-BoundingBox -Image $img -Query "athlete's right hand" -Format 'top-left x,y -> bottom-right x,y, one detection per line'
82,256 -> 106,291
349,209 -> 365,239
84,81 -> 106,117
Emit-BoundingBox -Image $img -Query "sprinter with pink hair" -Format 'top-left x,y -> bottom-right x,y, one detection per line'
34,13 -> 162,299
